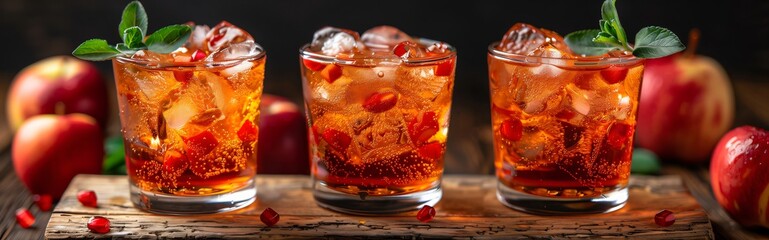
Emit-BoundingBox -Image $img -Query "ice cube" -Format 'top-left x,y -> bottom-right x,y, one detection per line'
513,66 -> 572,115
498,23 -> 546,55
162,76 -> 226,137
345,66 -> 396,103
347,108 -> 413,163
311,27 -> 362,56
564,84 -> 591,116
361,25 -> 414,50
498,23 -> 571,56
393,41 -> 427,60
208,40 -> 260,62
186,25 -> 211,51
204,21 -> 254,53
208,40 -> 261,77
132,69 -> 180,102
394,65 -> 448,110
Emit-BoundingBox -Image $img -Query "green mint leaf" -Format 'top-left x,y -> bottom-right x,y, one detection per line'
122,26 -> 145,49
72,39 -> 121,61
565,29 -> 620,56
600,0 -> 628,48
145,25 -> 192,53
593,31 -> 618,44
633,26 -> 685,58
119,1 -> 148,40
116,43 -> 141,55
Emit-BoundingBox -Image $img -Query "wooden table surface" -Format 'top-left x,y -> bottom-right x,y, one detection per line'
45,174 -> 711,239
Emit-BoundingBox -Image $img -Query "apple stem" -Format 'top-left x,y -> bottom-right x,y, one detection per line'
683,28 -> 700,59
55,102 -> 66,115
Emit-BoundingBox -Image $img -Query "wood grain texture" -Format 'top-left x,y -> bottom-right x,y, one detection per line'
45,174 -> 713,239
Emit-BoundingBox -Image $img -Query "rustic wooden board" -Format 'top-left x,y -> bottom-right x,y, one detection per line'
44,174 -> 713,239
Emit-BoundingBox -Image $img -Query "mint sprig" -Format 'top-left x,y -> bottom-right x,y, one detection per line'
72,1 -> 191,61
564,0 -> 685,58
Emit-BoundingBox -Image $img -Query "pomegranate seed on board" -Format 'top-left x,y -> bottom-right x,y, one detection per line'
77,190 -> 98,208
654,209 -> 676,227
87,216 -> 111,234
260,208 -> 280,227
416,205 -> 436,223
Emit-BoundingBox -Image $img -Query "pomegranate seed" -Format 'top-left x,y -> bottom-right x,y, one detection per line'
416,205 -> 436,223
320,64 -> 342,83
191,49 -> 207,61
15,208 -> 35,229
434,59 -> 454,77
362,91 -> 398,113
33,194 -> 52,211
500,118 -> 523,141
407,111 -> 440,145
260,208 -> 280,227
600,66 -> 629,84
87,216 -> 111,234
321,128 -> 352,152
393,41 -> 410,57
237,120 -> 259,142
303,58 -> 326,71
184,130 -> 219,159
607,122 -> 634,149
77,190 -> 98,208
173,71 -> 193,83
654,209 -> 675,227
162,150 -> 189,179
417,142 -> 444,160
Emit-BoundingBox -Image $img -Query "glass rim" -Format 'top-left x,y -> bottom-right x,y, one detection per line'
487,41 -> 642,67
300,38 -> 456,66
114,44 -> 266,69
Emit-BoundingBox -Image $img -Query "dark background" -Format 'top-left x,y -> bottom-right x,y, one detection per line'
1,0 -> 768,173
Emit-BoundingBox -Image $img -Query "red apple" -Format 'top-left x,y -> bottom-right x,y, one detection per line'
7,56 -> 109,131
710,125 -> 769,228
635,30 -> 734,164
257,94 -> 309,174
12,114 -> 104,199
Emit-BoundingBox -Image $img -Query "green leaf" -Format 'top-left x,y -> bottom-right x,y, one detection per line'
119,1 -> 148,40
593,31 -> 617,44
600,0 -> 628,47
72,39 -> 121,61
633,26 -> 685,58
122,26 -> 145,49
102,136 -> 126,175
564,29 -> 620,56
145,25 -> 192,54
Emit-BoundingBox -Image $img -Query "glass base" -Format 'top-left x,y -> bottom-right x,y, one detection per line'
496,182 -> 627,214
129,178 -> 256,215
313,181 -> 442,215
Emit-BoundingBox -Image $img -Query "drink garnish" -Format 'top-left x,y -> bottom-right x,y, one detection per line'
564,0 -> 685,58
72,1 -> 191,61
